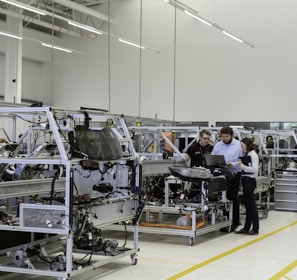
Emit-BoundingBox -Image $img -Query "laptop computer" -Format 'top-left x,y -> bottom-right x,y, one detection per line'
204,154 -> 227,168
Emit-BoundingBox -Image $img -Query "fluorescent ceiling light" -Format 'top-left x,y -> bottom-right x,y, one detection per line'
1,0 -> 157,53
0,29 -> 87,55
118,38 -> 145,50
68,21 -> 103,35
41,42 -> 72,53
0,0 -> 157,53
0,0 -> 47,15
0,30 -> 23,40
25,37 -> 88,55
222,31 -> 243,43
165,0 -> 192,11
164,0 -> 254,48
184,10 -> 212,26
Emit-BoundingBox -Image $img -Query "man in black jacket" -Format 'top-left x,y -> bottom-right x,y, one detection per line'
184,129 -> 213,167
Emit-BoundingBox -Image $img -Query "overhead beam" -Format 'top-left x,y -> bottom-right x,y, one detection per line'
52,0 -> 112,22
0,7 -> 96,38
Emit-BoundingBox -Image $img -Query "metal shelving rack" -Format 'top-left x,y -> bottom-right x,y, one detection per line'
0,106 -> 141,279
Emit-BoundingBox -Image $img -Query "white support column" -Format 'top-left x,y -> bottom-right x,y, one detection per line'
4,14 -> 23,104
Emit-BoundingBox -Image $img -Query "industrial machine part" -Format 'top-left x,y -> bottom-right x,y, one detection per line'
73,212 -> 103,251
0,210 -> 12,225
68,125 -> 123,161
12,143 -> 59,181
8,244 -> 49,269
169,166 -> 212,181
0,107 -> 141,279
50,254 -> 67,271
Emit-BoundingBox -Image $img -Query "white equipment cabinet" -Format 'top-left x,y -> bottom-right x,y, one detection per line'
274,169 -> 297,211
0,106 -> 141,279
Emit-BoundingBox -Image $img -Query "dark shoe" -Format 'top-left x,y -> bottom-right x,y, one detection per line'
235,228 -> 249,234
230,224 -> 239,232
219,227 -> 229,232
220,224 -> 239,233
247,230 -> 259,235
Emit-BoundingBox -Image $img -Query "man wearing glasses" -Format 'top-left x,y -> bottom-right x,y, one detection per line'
183,129 -> 213,201
184,129 -> 213,167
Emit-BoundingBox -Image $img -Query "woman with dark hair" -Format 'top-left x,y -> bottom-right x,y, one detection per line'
235,137 -> 260,235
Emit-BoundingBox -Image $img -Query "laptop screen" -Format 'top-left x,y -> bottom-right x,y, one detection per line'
204,154 -> 226,168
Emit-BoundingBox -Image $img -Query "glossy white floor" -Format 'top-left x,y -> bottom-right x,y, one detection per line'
1,209 -> 297,280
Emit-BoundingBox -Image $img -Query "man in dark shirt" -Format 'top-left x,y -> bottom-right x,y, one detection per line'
183,129 -> 213,201
184,129 -> 213,167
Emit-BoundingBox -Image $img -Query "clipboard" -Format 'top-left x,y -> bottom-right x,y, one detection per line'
240,155 -> 251,166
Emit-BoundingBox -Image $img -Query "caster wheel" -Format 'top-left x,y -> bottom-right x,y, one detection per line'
131,254 -> 138,265
189,237 -> 194,246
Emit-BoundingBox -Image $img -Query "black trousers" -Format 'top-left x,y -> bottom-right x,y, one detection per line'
227,173 -> 241,226
242,176 -> 259,231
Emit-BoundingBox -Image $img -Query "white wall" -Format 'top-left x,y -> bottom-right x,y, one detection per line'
0,20 -> 53,104
22,59 -> 53,105
1,0 -> 297,123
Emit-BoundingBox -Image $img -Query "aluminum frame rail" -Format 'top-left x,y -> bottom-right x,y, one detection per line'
0,106 -> 141,279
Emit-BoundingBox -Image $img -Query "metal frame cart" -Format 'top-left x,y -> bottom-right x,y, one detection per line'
0,106 -> 141,279
106,172 -> 233,246
104,126 -> 232,245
